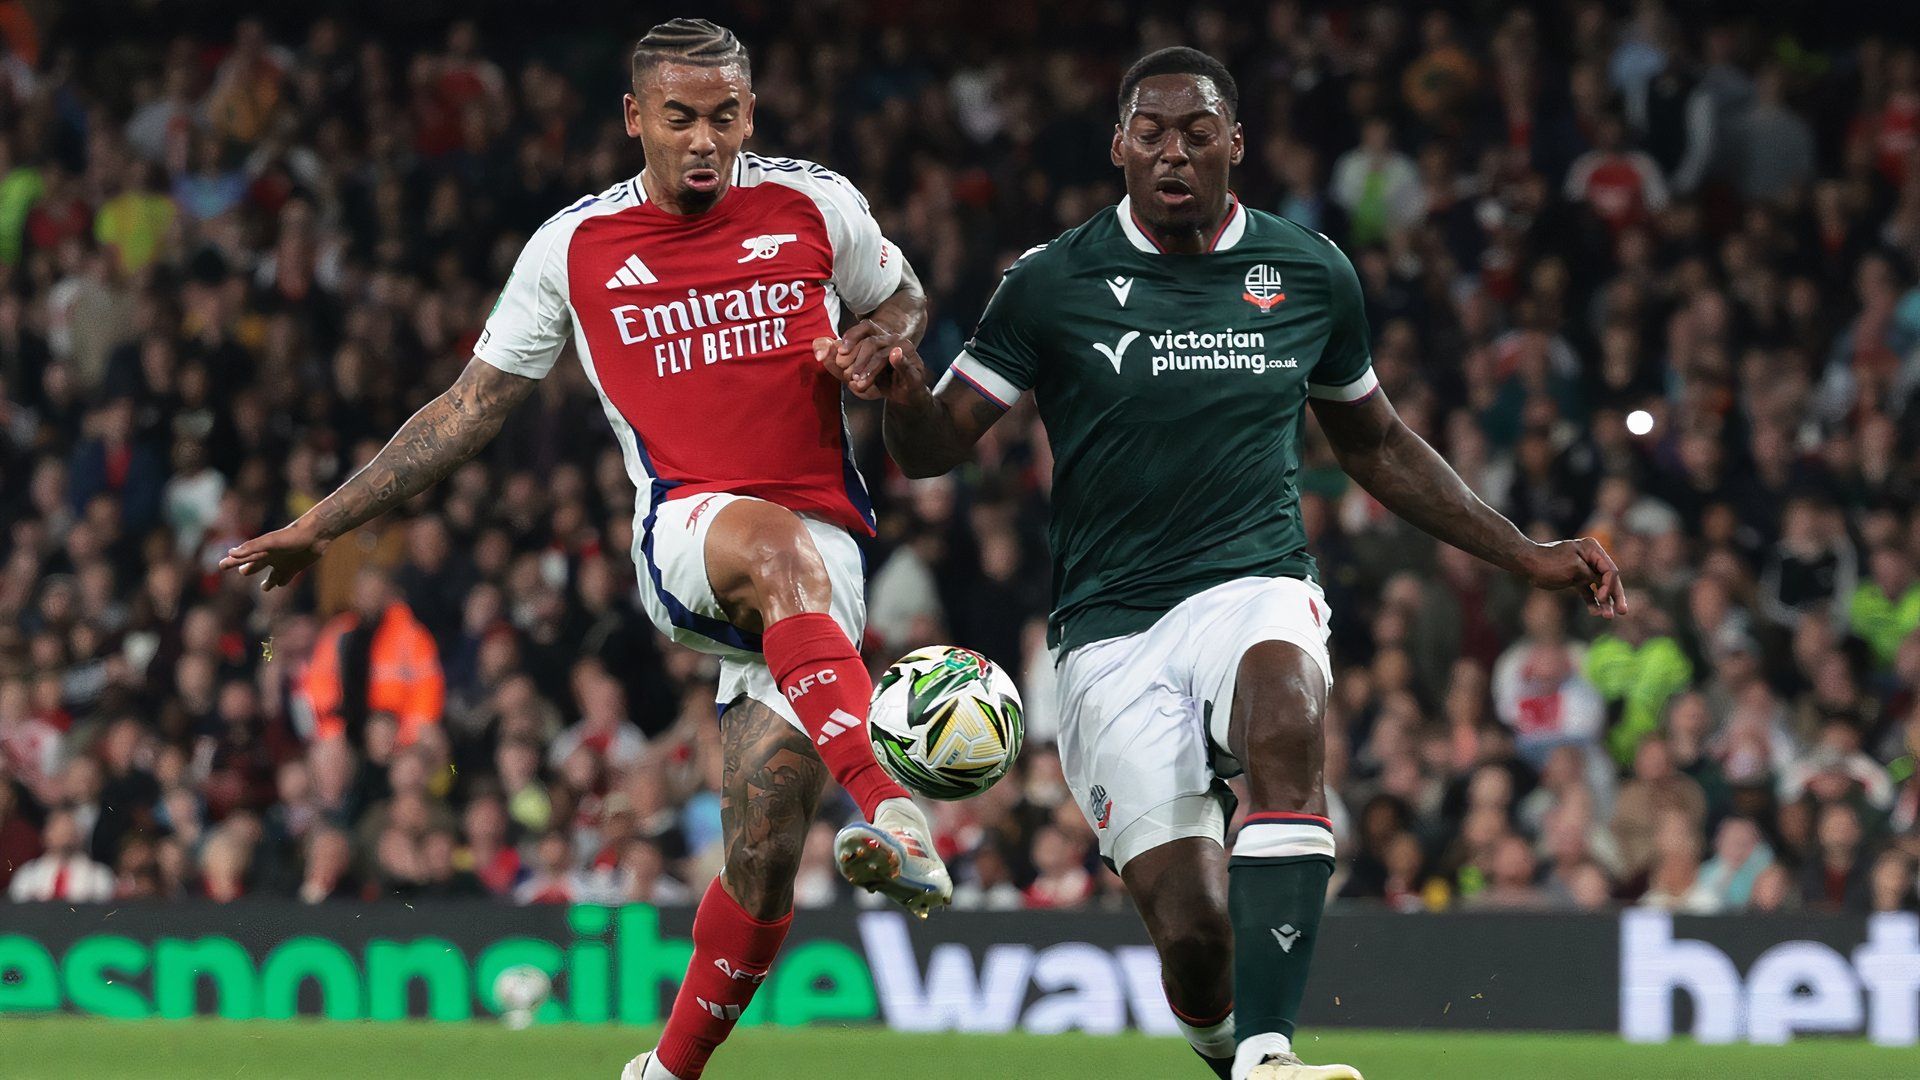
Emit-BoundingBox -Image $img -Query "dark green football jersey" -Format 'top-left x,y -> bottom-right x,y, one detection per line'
945,198 -> 1377,651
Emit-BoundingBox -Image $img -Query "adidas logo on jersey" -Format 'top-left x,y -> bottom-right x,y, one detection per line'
605,254 -> 659,289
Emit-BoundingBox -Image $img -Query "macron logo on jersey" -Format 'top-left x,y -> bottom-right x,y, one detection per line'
605,254 -> 659,289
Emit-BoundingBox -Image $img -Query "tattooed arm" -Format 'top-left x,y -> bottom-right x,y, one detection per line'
219,358 -> 537,589
1310,389 -> 1629,618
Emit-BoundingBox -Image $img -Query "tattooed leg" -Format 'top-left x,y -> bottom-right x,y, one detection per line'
649,696 -> 824,1076
719,696 -> 829,918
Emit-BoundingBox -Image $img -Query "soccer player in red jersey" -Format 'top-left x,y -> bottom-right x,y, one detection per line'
219,20 -> 949,1080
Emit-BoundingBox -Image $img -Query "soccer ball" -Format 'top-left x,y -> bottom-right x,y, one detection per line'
868,645 -> 1024,800
492,964 -> 551,1029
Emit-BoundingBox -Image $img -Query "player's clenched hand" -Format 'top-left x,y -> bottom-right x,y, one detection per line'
814,328 -> 931,404
1520,537 -> 1629,619
813,320 -> 896,399
218,520 -> 330,592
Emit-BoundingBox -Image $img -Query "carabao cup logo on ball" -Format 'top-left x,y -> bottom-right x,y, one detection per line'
868,645 -> 1024,800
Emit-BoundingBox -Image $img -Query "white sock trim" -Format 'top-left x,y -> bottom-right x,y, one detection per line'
1232,1032 -> 1293,1080
640,1051 -> 686,1080
1175,1011 -> 1237,1057
1235,822 -> 1336,861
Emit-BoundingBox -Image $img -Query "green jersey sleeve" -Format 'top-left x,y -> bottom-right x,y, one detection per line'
946,246 -> 1049,409
1305,240 -> 1379,403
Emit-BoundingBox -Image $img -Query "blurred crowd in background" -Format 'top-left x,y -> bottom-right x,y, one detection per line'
2,0 -> 1919,916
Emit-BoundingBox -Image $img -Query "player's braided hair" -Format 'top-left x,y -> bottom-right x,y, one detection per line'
630,18 -> 751,84
1117,46 -> 1237,120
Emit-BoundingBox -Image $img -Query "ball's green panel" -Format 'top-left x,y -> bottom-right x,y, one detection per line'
868,645 -> 1024,801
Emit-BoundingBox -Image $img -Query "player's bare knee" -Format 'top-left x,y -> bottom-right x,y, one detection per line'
1156,909 -> 1231,982
741,531 -> 832,620
1150,906 -> 1232,1013
1231,641 -> 1327,810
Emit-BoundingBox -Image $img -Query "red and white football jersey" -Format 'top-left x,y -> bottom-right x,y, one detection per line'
475,152 -> 902,536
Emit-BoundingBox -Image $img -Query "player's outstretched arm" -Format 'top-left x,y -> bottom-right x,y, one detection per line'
1311,390 -> 1629,619
813,331 -> 1001,478
219,358 -> 538,589
882,355 -> 1005,478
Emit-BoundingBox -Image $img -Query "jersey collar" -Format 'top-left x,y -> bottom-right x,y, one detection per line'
1117,195 -> 1246,254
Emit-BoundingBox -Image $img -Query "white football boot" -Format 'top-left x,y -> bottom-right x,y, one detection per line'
619,1050 -> 682,1080
1244,1052 -> 1363,1080
833,796 -> 953,917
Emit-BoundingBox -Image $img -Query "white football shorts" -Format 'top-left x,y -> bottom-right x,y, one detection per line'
1054,575 -> 1334,872
633,491 -> 865,734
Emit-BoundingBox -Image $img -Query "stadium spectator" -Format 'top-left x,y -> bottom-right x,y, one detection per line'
1564,113 -> 1671,234
300,568 -> 446,748
513,830 -> 577,905
1330,117 -> 1422,246
200,816 -> 256,902
416,827 -> 485,899
1851,545 -> 1920,667
1587,606 -> 1694,762
0,777 -> 41,891
1760,498 -> 1859,628
1464,833 -> 1550,910
1611,738 -> 1708,881
8,808 -> 112,902
547,664 -> 645,773
1023,823 -> 1094,909
1801,801 -> 1874,912
1868,849 -> 1917,913
113,834 -> 161,900
620,835 -> 693,907
1732,65 -> 1817,205
297,825 -> 360,903
1492,593 -> 1607,768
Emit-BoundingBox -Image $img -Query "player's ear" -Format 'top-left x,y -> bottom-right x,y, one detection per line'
623,92 -> 643,138
1230,121 -> 1245,166
1110,125 -> 1124,168
742,91 -> 756,140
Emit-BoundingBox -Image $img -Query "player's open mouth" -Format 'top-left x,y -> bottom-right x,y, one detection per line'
1153,176 -> 1194,207
685,168 -> 722,192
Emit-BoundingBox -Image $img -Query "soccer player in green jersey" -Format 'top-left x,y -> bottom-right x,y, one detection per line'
818,47 -> 1627,1080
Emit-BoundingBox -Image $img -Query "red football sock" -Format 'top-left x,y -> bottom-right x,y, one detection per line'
655,878 -> 791,1079
761,612 -> 909,819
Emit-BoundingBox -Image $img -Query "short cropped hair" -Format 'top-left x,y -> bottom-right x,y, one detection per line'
1117,46 -> 1237,120
631,18 -> 751,85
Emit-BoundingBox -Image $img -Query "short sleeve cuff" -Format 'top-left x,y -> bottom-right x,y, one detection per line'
472,336 -> 555,380
835,238 -> 906,314
1306,365 -> 1379,403
943,350 -> 1023,410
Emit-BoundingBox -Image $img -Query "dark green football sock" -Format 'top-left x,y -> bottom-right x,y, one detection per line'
1193,1047 -> 1233,1079
1228,854 -> 1334,1041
